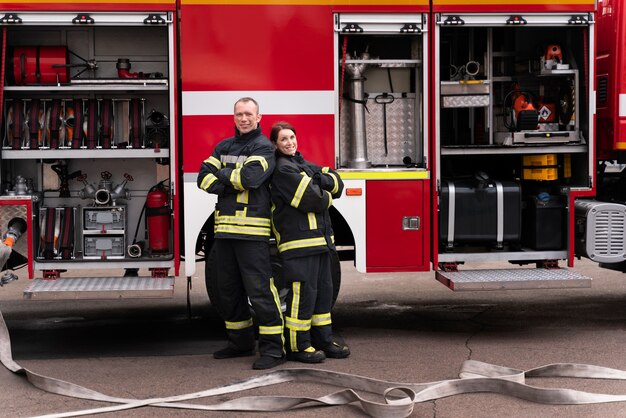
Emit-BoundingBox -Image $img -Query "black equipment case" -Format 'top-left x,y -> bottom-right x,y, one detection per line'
439,176 -> 521,249
522,193 -> 566,250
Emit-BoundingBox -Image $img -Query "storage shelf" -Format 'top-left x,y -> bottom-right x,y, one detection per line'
438,249 -> 568,263
2,148 -> 169,159
344,59 -> 421,67
4,79 -> 168,92
34,258 -> 174,270
440,144 -> 587,156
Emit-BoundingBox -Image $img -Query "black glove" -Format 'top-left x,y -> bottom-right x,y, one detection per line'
312,172 -> 322,187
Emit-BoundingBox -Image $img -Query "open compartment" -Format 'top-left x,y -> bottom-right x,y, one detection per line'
336,13 -> 427,169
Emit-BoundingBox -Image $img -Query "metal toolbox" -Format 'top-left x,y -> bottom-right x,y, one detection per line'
82,206 -> 126,231
439,177 -> 521,249
83,235 -> 125,259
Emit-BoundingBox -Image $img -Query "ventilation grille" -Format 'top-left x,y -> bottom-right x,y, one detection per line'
593,209 -> 626,256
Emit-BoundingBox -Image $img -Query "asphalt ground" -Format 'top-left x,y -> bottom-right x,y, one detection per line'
2,258 -> 626,417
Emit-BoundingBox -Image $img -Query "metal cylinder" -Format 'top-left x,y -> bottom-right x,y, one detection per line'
345,52 -> 372,169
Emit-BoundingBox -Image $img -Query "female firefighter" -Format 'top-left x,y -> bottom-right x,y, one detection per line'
269,121 -> 350,363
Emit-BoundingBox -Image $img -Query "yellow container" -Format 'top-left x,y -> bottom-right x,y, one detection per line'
563,154 -> 571,178
522,154 -> 559,181
523,154 -> 558,167
522,167 -> 559,181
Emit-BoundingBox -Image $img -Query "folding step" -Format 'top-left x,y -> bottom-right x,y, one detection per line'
23,276 -> 175,300
436,268 -> 592,291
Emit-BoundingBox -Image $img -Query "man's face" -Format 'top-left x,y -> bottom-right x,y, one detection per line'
234,101 -> 261,134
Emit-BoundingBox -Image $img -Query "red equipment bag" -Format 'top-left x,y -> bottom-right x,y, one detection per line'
8,46 -> 70,85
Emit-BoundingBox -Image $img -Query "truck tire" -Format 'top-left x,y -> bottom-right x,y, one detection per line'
205,244 -> 342,316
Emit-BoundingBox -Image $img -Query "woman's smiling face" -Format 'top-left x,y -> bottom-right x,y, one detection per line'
275,128 -> 298,156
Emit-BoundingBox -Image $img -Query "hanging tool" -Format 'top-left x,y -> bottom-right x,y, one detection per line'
51,160 -> 81,198
374,93 -> 395,156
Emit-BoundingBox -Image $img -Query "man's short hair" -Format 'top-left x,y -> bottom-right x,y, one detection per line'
234,97 -> 260,114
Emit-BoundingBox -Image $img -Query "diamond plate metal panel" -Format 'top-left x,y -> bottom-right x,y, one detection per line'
436,268 -> 592,291
442,95 -> 489,108
24,276 -> 175,300
340,93 -> 417,166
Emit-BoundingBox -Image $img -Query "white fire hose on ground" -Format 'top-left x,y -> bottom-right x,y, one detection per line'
4,222 -> 626,417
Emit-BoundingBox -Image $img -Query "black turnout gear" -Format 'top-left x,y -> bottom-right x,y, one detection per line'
270,151 -> 344,353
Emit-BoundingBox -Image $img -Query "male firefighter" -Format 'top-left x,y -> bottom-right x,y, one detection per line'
197,97 -> 284,370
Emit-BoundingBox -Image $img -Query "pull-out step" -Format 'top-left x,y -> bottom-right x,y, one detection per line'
23,277 -> 175,300
436,268 -> 591,291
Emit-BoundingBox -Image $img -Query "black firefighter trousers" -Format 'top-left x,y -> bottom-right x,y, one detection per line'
212,239 -> 284,358
283,251 -> 334,353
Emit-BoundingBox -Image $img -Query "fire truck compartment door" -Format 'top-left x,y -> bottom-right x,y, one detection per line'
336,13 -> 426,34
436,13 -> 592,27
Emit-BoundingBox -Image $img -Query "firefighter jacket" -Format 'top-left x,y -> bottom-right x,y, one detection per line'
271,151 -> 344,259
197,126 -> 275,241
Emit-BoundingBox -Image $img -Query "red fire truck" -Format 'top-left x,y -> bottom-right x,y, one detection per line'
0,0 -> 624,300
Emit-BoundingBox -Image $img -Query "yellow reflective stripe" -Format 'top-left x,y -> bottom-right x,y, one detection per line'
291,175 -> 311,208
331,235 -> 335,244
312,313 -> 332,327
269,278 -> 284,343
289,282 -> 302,352
289,328 -> 297,352
215,214 -> 270,227
290,282 -> 300,318
327,172 -> 339,194
236,189 -> 249,204
307,212 -> 317,230
285,317 -> 311,331
322,167 -> 329,173
225,318 -> 253,330
326,190 -> 333,208
215,224 -> 271,236
278,237 -> 327,252
259,325 -> 283,335
230,168 -> 244,191
204,155 -> 221,170
200,173 -> 218,190
244,155 -> 269,171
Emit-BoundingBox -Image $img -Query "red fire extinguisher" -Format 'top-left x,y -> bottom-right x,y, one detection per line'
9,46 -> 70,85
146,185 -> 170,253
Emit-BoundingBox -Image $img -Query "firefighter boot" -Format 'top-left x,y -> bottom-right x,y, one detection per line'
214,326 -> 256,359
287,346 -> 326,364
321,341 -> 350,359
213,346 -> 256,359
252,355 -> 286,370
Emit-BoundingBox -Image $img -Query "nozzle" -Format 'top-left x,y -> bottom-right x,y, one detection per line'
3,217 -> 27,248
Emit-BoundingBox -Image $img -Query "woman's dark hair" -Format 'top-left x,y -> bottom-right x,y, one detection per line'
269,121 -> 296,143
